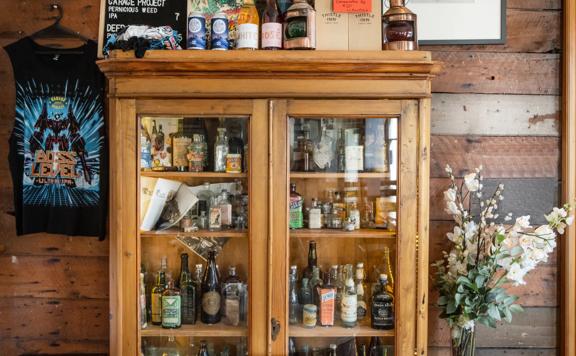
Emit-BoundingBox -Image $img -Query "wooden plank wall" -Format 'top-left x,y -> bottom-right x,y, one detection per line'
0,0 -> 563,354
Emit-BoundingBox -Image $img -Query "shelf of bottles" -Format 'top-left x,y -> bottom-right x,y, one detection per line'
287,117 -> 397,355
138,116 -> 251,356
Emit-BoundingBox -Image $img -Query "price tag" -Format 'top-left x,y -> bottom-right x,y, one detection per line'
333,0 -> 372,13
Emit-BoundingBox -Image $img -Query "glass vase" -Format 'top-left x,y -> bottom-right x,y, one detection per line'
451,323 -> 476,356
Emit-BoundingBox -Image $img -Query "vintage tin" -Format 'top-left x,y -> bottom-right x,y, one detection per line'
211,12 -> 230,50
187,12 -> 207,50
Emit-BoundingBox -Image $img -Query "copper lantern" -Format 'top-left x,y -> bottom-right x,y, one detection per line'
382,0 -> 418,50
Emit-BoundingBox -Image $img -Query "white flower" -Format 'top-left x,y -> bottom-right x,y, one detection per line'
445,165 -> 453,174
446,201 -> 460,216
444,188 -> 457,203
507,263 -> 528,286
464,173 -> 480,192
464,221 -> 478,241
535,225 -> 556,240
515,216 -> 531,229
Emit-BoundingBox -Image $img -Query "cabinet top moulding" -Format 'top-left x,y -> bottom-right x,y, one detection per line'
97,50 -> 441,78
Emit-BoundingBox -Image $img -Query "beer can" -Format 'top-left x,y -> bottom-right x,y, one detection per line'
187,12 -> 207,50
211,12 -> 229,50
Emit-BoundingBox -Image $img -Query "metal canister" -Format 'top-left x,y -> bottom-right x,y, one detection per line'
187,12 -> 207,50
211,12 -> 229,50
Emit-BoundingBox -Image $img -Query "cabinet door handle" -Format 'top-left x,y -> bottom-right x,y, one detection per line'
271,317 -> 281,341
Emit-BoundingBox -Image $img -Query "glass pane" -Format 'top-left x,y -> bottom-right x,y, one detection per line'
138,116 -> 250,355
288,117 -> 397,355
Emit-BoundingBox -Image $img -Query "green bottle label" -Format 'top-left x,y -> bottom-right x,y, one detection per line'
289,196 -> 303,229
162,295 -> 181,328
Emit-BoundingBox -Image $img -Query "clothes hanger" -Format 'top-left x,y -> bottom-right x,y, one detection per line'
30,3 -> 90,55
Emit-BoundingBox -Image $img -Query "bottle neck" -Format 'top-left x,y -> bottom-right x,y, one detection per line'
390,0 -> 405,7
308,245 -> 317,266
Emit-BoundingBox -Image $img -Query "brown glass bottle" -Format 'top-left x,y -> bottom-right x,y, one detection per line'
262,0 -> 283,49
201,250 -> 222,324
302,240 -> 318,280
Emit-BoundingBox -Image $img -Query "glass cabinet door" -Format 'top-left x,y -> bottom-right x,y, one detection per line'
271,100 -> 420,355
134,100 -> 268,356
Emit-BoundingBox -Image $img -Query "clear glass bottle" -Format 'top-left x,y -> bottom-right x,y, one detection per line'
308,198 -> 322,229
289,265 -> 300,324
218,189 -> 233,229
371,274 -> 395,330
188,134 -> 206,172
355,262 -> 368,321
341,264 -> 357,328
197,182 -> 214,221
300,277 -> 313,305
222,266 -> 242,326
237,0 -> 260,50
214,127 -> 229,172
162,279 -> 182,329
348,201 -> 361,230
164,336 -> 181,356
197,341 -> 209,356
201,250 -> 222,324
179,253 -> 196,325
173,119 -> 192,172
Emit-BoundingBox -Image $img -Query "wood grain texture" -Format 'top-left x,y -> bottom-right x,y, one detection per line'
421,9 -> 561,54
429,307 -> 557,348
0,297 -> 108,340
0,256 -> 109,299
430,136 -> 560,179
432,52 -> 560,95
0,339 -> 107,355
508,0 -> 561,9
430,94 -> 560,137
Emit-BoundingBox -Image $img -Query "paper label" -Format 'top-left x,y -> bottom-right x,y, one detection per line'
237,23 -> 259,49
202,291 -> 222,316
262,22 -> 283,48
333,0 -> 371,13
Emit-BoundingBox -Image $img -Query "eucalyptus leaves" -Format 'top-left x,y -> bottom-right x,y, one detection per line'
433,165 -> 573,353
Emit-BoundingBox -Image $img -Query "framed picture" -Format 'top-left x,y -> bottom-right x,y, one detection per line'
394,0 -> 506,45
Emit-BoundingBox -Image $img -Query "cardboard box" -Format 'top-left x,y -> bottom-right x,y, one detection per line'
316,0 -> 349,50
348,0 -> 381,50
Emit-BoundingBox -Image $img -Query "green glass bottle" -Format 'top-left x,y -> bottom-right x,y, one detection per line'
162,279 -> 181,329
151,271 -> 166,325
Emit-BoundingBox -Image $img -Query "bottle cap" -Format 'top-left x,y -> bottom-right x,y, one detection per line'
380,274 -> 388,282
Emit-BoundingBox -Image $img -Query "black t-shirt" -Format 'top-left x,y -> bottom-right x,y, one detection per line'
4,38 -> 107,240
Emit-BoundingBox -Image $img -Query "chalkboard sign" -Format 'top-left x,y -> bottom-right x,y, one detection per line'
98,0 -> 188,56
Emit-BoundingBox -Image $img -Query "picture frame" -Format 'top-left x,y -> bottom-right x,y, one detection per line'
397,0 -> 507,45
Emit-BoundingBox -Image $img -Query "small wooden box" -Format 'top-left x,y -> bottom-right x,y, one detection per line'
316,0 -> 349,50
348,0 -> 382,50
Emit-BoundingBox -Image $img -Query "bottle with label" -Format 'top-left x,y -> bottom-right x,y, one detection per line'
341,264 -> 357,328
318,266 -> 337,326
355,262 -> 368,321
300,277 -> 313,305
283,0 -> 316,49
140,122 -> 152,170
201,250 -> 222,324
375,182 -> 397,229
348,201 -> 361,230
262,0 -> 283,49
214,127 -> 229,172
187,134 -> 206,172
172,119 -> 192,172
303,240 -> 318,280
333,191 -> 347,224
179,253 -> 196,325
289,183 -> 304,229
237,0 -> 260,50
151,270 -> 166,325
289,265 -> 300,324
193,264 -> 204,320
308,198 -> 322,229
371,274 -> 394,330
335,265 -> 344,319
162,279 -> 181,329
222,266 -> 242,326
218,189 -> 233,229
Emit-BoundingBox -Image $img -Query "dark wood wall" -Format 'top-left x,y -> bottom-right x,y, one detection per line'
0,0 -> 562,354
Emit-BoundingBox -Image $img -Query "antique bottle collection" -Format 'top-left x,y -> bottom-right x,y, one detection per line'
288,241 -> 395,330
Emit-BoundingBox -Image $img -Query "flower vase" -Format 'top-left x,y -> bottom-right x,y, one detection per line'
451,323 -> 476,356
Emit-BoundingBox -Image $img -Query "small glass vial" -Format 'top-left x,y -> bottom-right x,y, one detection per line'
382,0 -> 418,50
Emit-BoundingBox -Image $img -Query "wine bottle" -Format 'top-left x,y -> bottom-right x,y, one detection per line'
201,250 -> 222,324
261,0 -> 283,50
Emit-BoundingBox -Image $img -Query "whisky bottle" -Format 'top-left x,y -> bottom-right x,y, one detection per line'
179,253 -> 196,325
237,0 -> 260,50
355,262 -> 368,321
341,264 -> 357,328
151,270 -> 166,325
222,266 -> 242,326
289,265 -> 300,324
214,127 -> 229,172
201,250 -> 222,324
172,119 -> 192,172
371,274 -> 394,330
289,183 -> 304,229
262,0 -> 283,49
303,240 -> 318,280
162,279 -> 182,329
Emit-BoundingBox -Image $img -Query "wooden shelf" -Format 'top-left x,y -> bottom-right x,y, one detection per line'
289,324 -> 394,338
140,229 -> 248,239
141,171 -> 247,179
141,323 -> 248,337
291,229 -> 395,239
290,172 -> 389,179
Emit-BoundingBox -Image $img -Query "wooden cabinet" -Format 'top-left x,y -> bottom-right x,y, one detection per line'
98,51 -> 438,356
